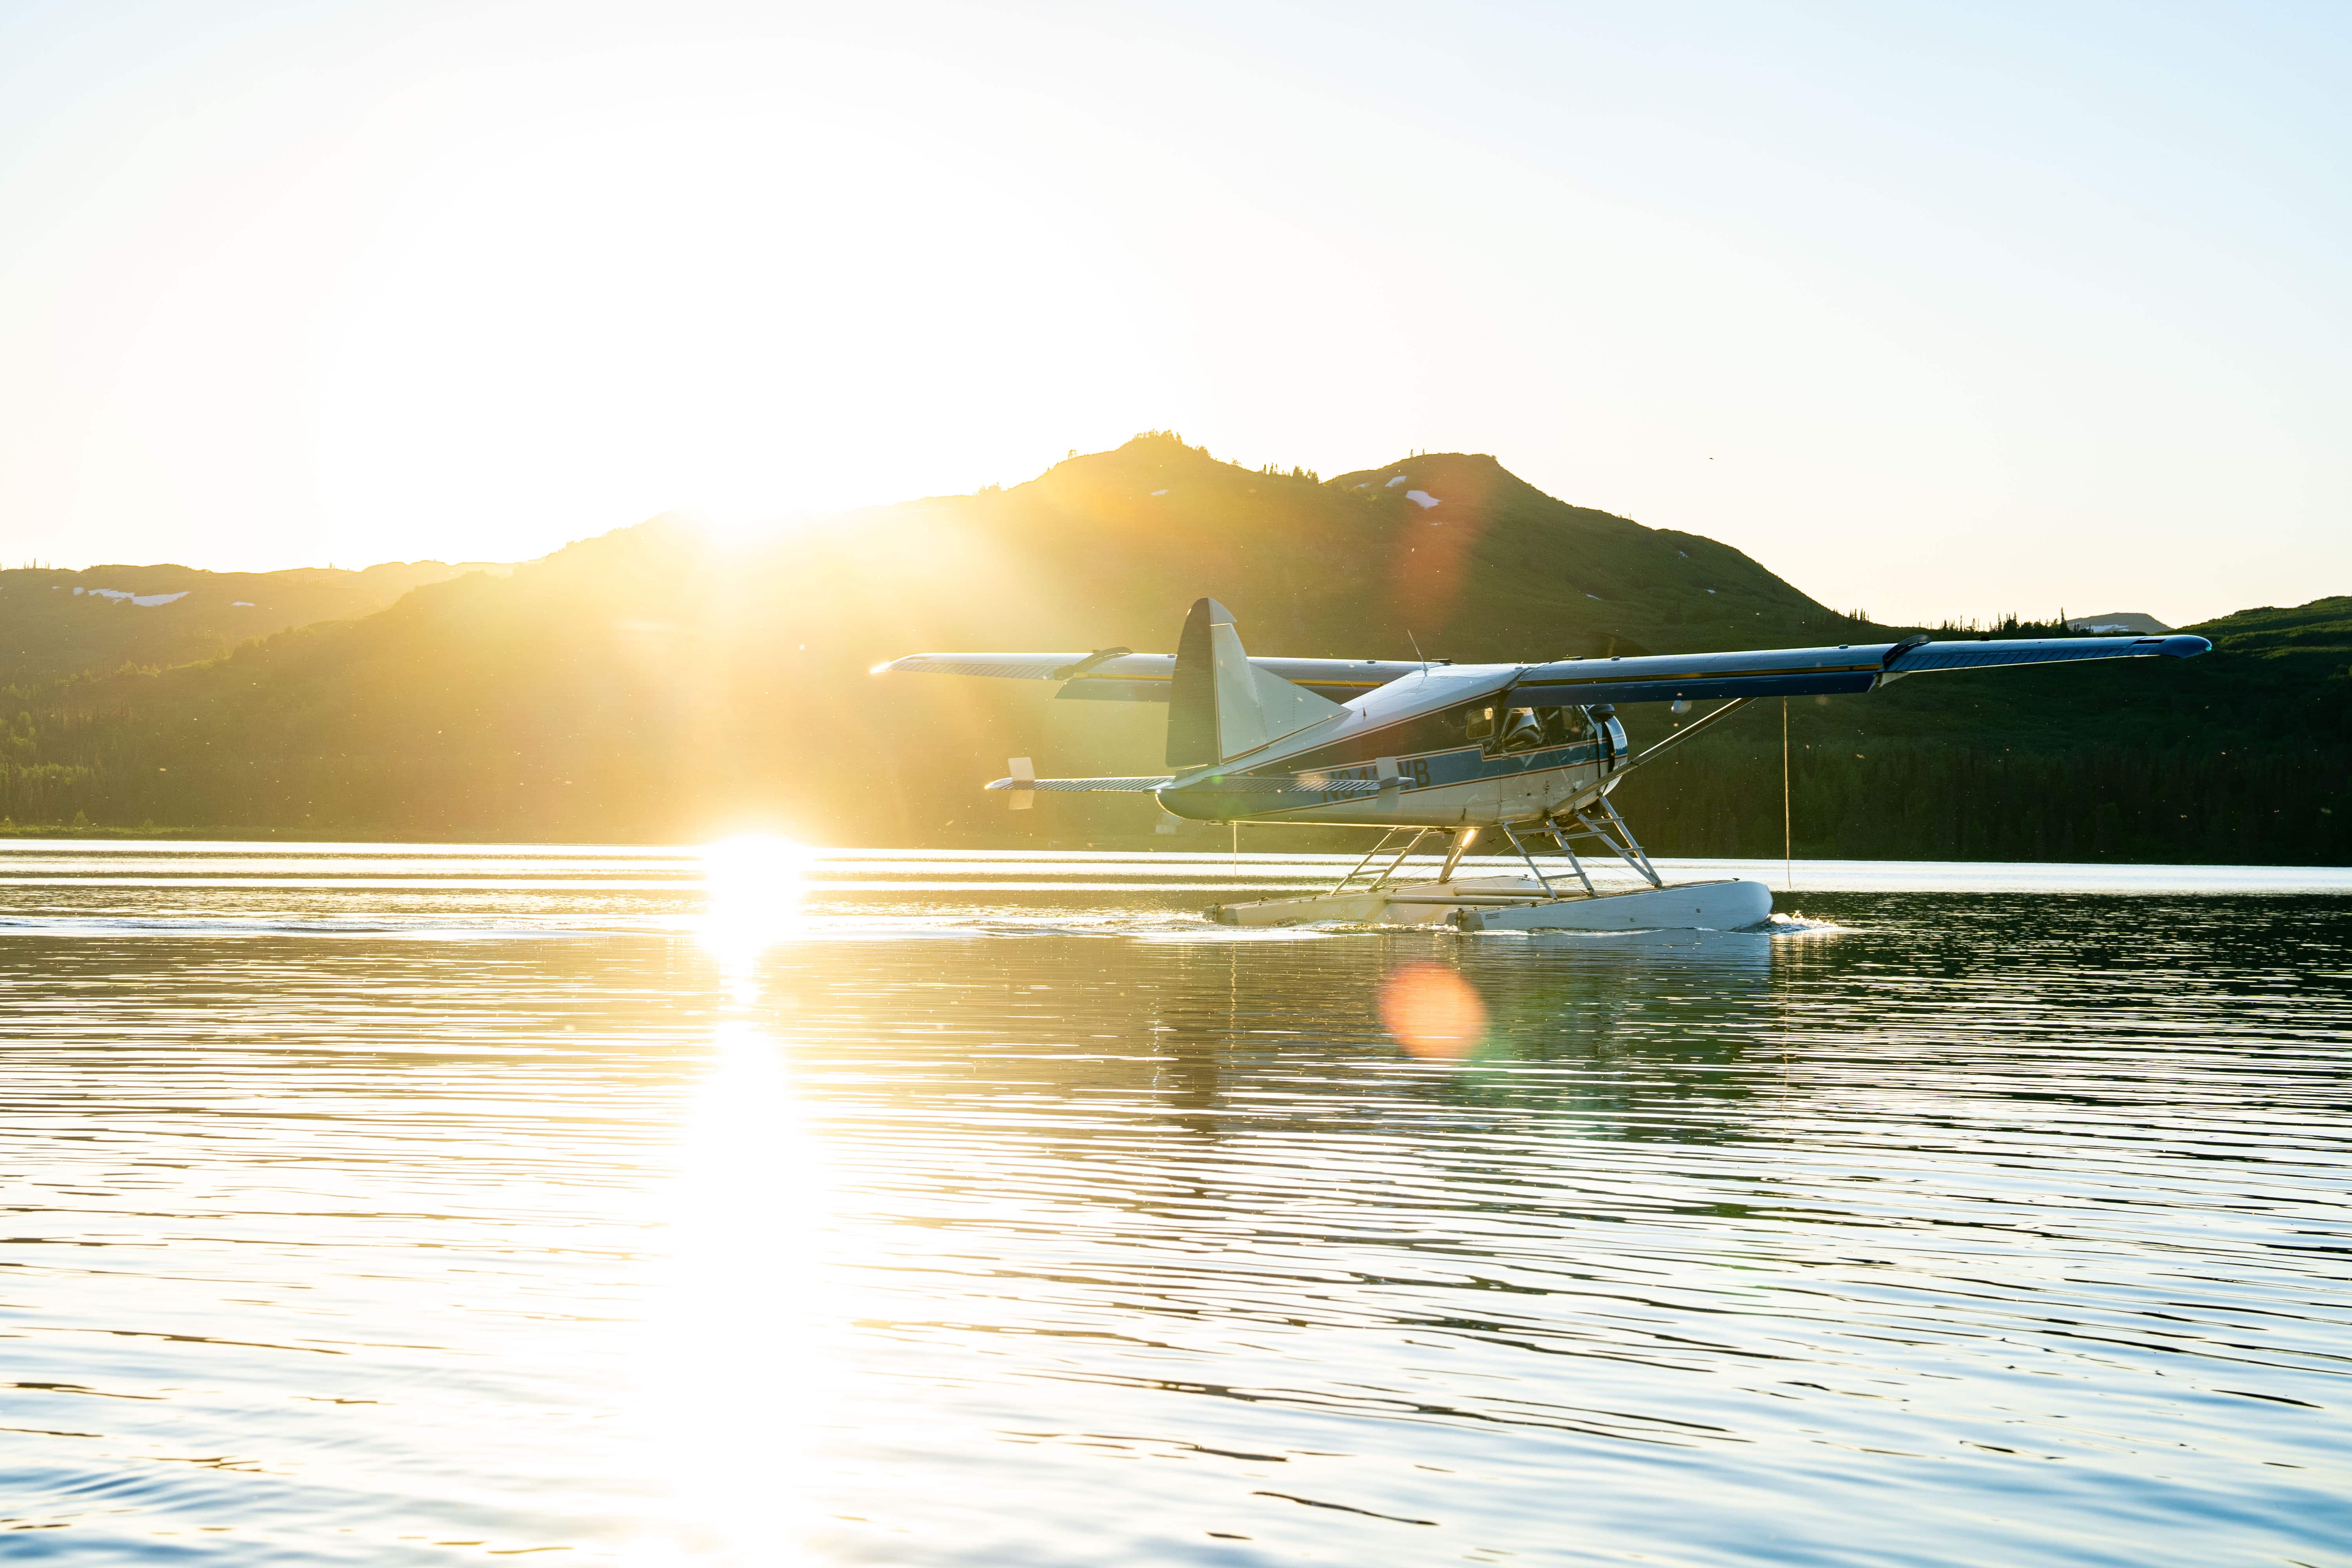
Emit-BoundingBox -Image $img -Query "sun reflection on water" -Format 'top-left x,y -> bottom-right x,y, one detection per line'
647,837 -> 840,1563
634,1020 -> 842,1565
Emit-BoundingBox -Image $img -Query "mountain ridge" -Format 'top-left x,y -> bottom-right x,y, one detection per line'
0,433 -> 2339,860
0,559 -> 510,687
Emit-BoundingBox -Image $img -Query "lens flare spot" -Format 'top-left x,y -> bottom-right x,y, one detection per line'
1377,961 -> 1487,1059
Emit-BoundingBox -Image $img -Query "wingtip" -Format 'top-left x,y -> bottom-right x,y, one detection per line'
2160,635 -> 2212,658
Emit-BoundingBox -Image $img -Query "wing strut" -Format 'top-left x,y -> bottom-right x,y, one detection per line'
1551,695 -> 1753,815
1622,697 -> 1753,770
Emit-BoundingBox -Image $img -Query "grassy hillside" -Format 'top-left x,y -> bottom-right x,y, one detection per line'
0,434 -> 2340,860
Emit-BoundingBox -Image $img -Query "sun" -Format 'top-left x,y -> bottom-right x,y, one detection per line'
698,835 -> 811,997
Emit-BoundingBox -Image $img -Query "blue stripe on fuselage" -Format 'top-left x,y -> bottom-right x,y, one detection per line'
1161,739 -> 1605,817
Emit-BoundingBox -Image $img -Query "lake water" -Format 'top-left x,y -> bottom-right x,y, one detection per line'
4,843 -> 2349,1566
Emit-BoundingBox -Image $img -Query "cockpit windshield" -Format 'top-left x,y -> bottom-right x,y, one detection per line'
1277,699 -> 1603,774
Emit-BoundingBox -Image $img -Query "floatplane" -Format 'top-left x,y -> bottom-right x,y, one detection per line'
877,600 -> 2210,931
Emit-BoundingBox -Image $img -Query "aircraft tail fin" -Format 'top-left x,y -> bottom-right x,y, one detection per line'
1165,598 -> 1346,769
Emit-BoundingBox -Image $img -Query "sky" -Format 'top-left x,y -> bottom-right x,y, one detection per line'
0,0 -> 2344,627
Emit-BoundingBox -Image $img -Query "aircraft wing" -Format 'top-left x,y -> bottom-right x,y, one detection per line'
982,775 -> 1176,793
1879,635 -> 2212,673
1510,633 -> 2210,706
875,650 -> 1422,702
875,649 -> 1110,682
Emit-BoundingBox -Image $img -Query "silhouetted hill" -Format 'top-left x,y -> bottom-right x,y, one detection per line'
0,560 -> 507,685
2065,612 -> 2172,635
1319,451 -> 1849,657
0,435 -> 2340,861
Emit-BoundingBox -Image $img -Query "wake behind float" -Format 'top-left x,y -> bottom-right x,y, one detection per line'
875,597 -> 2209,933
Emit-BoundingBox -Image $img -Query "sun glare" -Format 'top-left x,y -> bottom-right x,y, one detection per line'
693,508 -> 836,548
699,835 -> 810,998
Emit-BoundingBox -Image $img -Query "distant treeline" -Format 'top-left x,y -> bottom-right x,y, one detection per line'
1616,736 -> 2351,864
7,693 -> 2343,864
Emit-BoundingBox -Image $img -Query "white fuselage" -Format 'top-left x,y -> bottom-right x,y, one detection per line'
1156,664 -> 1628,829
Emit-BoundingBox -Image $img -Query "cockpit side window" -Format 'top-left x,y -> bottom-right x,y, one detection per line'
1486,707 -> 1546,755
1543,706 -> 1595,745
1470,704 -> 1599,757
1271,691 -> 1524,774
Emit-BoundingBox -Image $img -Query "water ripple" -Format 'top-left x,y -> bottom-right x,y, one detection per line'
0,847 -> 2346,1564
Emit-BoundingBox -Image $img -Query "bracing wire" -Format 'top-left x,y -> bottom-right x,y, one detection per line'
1781,697 -> 1793,892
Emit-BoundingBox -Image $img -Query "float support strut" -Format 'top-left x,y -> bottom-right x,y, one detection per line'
1590,799 -> 1665,884
1548,825 -> 1598,896
1330,830 -> 1404,895
1499,823 -> 1555,898
1438,826 -> 1477,883
1360,828 -> 1431,893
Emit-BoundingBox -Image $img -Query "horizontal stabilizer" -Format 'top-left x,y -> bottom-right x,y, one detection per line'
984,775 -> 1176,793
982,772 -> 1387,796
